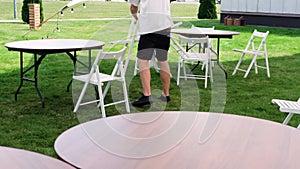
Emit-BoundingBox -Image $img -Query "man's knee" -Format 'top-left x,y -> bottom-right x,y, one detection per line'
138,58 -> 150,72
158,61 -> 170,73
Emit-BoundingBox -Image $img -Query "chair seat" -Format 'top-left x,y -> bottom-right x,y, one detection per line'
272,99 -> 300,114
233,49 -> 266,56
272,98 -> 300,129
183,52 -> 209,62
73,73 -> 124,85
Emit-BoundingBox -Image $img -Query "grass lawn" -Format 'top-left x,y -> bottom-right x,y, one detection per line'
0,1 -> 300,159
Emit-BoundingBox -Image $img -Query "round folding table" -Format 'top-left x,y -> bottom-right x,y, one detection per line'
55,111 -> 300,169
0,146 -> 75,169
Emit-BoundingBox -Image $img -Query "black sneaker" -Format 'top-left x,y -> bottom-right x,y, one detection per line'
157,95 -> 171,102
131,94 -> 153,107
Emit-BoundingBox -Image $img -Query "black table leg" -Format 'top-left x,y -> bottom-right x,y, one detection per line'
66,50 -> 93,92
66,51 -> 76,92
186,43 -> 201,72
15,52 -> 24,101
15,52 -> 46,107
213,38 -> 228,79
34,53 -> 45,107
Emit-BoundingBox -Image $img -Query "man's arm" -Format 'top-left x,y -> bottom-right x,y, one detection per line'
130,4 -> 138,20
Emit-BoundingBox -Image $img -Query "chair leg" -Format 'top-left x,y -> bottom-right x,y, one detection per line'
209,61 -> 213,83
204,61 -> 208,88
73,81 -> 89,113
283,113 -> 294,125
265,54 -> 270,77
254,59 -> 258,74
232,53 -> 245,75
244,55 -> 258,78
201,62 -> 205,70
103,82 -> 110,99
97,84 -> 106,118
122,80 -> 130,113
133,58 -> 138,76
177,59 -> 181,86
150,54 -> 160,73
183,61 -> 187,81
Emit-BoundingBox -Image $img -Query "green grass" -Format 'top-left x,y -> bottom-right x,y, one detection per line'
0,1 -> 200,20
1,1 -> 300,159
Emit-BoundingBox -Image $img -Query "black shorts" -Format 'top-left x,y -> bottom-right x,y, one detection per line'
137,30 -> 170,62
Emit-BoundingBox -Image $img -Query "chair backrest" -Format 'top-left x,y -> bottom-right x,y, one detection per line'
124,18 -> 139,73
244,29 -> 269,53
171,36 -> 210,60
177,25 -> 214,44
110,18 -> 139,46
178,26 -> 214,53
92,47 -> 127,78
108,18 -> 139,75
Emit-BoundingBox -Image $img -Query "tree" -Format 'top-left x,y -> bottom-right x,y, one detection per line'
21,0 -> 44,24
197,0 -> 217,19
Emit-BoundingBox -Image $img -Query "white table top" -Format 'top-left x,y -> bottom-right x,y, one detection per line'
171,28 -> 240,38
5,39 -> 105,53
55,111 -> 300,169
0,146 -> 75,169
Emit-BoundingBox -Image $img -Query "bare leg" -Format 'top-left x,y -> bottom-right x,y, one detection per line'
158,60 -> 170,96
138,58 -> 151,96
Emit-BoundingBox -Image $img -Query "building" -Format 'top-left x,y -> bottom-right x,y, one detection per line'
220,0 -> 300,28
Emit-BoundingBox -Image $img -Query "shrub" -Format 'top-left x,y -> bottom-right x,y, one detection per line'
21,0 -> 44,24
197,0 -> 217,19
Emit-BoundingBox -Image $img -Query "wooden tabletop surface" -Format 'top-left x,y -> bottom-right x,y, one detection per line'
5,39 -> 105,53
0,146 -> 75,169
55,111 -> 300,169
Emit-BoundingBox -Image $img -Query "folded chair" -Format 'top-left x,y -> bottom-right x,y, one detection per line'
73,47 -> 130,118
191,26 -> 216,65
272,98 -> 300,129
117,19 -> 159,76
171,35 -> 212,88
179,26 -> 215,54
110,18 -> 139,75
232,29 -> 270,78
190,25 -> 215,49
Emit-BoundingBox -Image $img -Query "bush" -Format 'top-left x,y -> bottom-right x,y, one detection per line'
21,0 -> 44,24
197,0 -> 217,19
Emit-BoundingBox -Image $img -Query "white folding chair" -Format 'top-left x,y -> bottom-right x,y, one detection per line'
110,18 -> 139,75
127,20 -> 161,76
179,26 -> 215,71
232,29 -> 270,78
171,36 -> 212,88
73,47 -> 130,118
272,98 -> 300,129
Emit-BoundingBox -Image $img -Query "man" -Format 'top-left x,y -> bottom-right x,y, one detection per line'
129,0 -> 174,107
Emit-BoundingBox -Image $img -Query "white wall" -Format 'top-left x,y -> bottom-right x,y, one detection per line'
221,0 -> 300,15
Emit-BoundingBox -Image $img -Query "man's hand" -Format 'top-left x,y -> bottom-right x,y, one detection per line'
130,4 -> 138,20
132,13 -> 138,20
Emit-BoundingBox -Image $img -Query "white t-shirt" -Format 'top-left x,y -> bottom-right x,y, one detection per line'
128,0 -> 173,35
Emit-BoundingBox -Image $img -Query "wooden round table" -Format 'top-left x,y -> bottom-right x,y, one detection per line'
0,146 -> 75,169
55,111 -> 300,169
5,39 -> 105,107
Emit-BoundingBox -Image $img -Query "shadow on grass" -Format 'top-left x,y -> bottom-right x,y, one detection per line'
1,44 -> 300,157
223,52 -> 300,126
